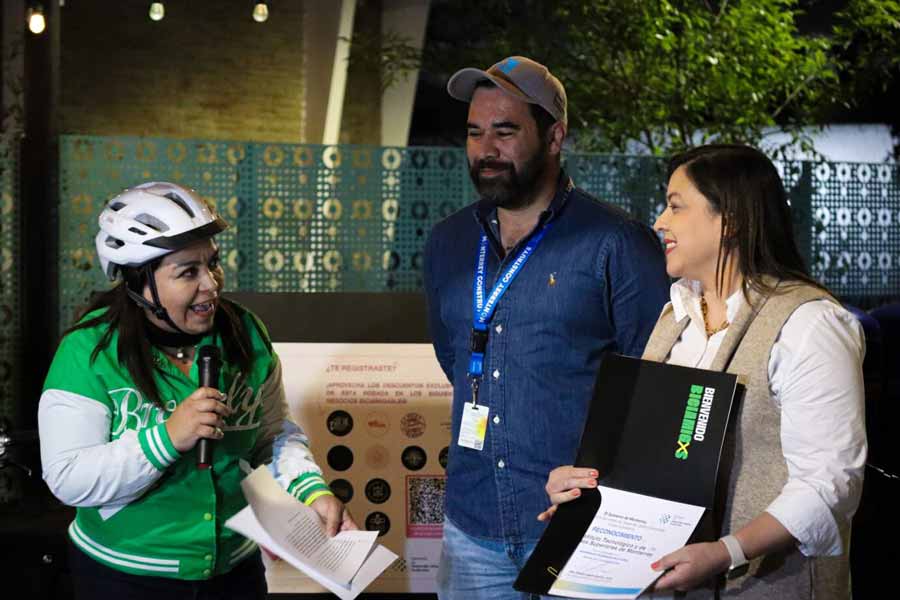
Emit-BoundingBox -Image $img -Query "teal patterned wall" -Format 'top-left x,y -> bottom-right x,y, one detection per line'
59,137 -> 478,327
58,135 -> 900,331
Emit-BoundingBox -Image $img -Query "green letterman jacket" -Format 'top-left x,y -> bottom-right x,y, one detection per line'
38,302 -> 331,580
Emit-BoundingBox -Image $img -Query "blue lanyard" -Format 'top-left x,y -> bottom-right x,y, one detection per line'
467,221 -> 553,381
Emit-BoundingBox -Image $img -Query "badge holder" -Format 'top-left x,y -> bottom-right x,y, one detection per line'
458,329 -> 489,451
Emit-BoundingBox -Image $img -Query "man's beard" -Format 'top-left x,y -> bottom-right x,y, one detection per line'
469,145 -> 548,210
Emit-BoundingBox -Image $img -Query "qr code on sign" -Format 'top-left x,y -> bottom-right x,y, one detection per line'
406,476 -> 445,538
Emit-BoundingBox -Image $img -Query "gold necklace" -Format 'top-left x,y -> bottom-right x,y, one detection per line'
700,297 -> 729,337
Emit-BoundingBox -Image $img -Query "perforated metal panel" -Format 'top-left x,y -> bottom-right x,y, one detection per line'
58,135 -> 900,331
567,153 -> 666,227
806,162 -> 900,297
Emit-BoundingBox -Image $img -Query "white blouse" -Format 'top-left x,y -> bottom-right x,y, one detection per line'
665,279 -> 867,557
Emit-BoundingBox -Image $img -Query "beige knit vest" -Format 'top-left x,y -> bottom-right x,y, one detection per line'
642,280 -> 850,600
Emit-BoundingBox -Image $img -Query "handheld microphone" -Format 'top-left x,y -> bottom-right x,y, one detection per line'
196,345 -> 222,470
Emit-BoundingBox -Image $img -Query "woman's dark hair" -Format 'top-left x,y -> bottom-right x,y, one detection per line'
668,144 -> 828,299
65,263 -> 253,407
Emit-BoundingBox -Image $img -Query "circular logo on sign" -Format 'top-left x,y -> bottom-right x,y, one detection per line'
365,411 -> 390,438
439,446 -> 449,470
326,410 -> 354,436
329,479 -> 354,503
400,412 -> 426,438
401,446 -> 427,471
365,478 -> 391,504
364,444 -> 390,469
327,445 -> 354,471
365,511 -> 391,537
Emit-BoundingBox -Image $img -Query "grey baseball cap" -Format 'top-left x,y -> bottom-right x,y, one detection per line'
447,56 -> 567,126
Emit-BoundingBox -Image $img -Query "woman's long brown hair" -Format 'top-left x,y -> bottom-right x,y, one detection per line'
667,144 -> 828,299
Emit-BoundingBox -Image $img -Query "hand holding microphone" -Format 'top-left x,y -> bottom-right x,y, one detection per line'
163,346 -> 230,465
196,346 -> 222,469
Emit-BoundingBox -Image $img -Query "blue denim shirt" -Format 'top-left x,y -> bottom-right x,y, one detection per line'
424,172 -> 670,542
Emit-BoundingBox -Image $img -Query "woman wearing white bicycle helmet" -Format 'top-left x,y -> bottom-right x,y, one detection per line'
39,182 -> 355,600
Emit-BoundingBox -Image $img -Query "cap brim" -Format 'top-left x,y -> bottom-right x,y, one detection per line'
446,67 -> 534,106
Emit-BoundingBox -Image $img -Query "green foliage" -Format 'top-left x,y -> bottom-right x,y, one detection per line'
424,0 -> 896,156
832,0 -> 900,101
342,30 -> 424,94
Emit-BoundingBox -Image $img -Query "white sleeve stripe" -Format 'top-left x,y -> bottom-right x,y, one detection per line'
143,428 -> 169,469
151,426 -> 177,465
294,477 -> 326,494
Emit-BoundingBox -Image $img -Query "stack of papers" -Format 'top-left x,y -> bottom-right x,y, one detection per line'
226,466 -> 398,600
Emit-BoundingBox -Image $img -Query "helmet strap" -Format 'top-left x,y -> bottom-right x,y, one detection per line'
126,264 -> 206,347
144,316 -> 207,350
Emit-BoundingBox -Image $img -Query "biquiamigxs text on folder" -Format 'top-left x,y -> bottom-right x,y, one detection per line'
514,354 -> 740,599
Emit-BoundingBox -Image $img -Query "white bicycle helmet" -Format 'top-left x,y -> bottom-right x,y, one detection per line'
95,182 -> 227,280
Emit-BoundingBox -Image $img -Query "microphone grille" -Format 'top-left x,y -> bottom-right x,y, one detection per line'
197,345 -> 221,362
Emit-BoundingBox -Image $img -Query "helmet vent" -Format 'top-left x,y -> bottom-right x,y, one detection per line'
128,227 -> 147,236
163,193 -> 196,218
109,201 -> 126,211
104,236 -> 125,249
134,213 -> 169,233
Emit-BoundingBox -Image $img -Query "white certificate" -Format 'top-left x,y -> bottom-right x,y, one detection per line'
548,486 -> 705,599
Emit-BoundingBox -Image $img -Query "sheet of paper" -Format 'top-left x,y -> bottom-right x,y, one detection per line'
225,466 -> 398,600
548,485 -> 705,600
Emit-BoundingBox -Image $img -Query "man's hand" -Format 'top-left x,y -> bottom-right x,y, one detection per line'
310,494 -> 358,536
537,465 -> 598,522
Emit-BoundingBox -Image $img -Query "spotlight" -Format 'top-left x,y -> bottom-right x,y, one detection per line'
27,5 -> 46,34
149,2 -> 165,22
252,2 -> 269,23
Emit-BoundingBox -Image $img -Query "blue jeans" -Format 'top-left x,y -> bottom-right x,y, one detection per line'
437,518 -> 579,600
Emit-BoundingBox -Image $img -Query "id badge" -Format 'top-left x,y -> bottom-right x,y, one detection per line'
457,403 -> 489,451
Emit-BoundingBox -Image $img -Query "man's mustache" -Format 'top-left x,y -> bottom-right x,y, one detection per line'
474,159 -> 514,173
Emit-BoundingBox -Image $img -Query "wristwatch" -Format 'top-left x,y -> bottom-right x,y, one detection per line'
719,534 -> 749,579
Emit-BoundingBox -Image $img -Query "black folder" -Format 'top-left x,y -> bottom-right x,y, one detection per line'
514,354 -> 740,595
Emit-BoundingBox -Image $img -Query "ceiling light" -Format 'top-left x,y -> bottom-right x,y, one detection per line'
149,2 -> 165,22
252,2 -> 269,23
28,6 -> 46,34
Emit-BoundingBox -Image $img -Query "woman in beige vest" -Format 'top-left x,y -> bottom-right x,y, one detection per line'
539,145 -> 866,599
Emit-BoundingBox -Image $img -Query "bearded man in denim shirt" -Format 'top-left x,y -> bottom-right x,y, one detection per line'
424,56 -> 670,599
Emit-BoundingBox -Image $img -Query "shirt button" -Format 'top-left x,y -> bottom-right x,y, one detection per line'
493,415 -> 500,425
492,369 -> 500,379
203,513 -> 213,521
498,459 -> 505,469
203,569 -> 212,576
494,324 -> 503,334
205,554 -> 213,562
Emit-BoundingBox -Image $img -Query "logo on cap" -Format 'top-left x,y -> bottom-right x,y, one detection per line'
498,57 -> 519,75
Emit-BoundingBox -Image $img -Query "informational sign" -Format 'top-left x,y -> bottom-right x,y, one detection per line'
267,343 -> 452,594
